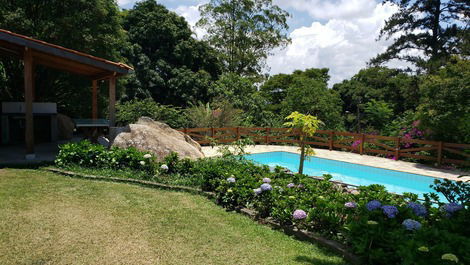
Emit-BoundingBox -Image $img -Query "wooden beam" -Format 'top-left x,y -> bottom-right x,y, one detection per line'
92,80 -> 98,119
0,30 -> 131,75
24,47 -> 35,157
108,76 -> 116,126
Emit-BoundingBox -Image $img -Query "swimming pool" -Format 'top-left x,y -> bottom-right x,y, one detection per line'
244,151 -> 447,201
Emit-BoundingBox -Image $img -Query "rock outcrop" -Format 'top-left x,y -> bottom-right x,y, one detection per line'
112,117 -> 204,160
57,113 -> 74,140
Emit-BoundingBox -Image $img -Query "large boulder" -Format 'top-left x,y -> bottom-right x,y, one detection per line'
111,117 -> 204,160
57,113 -> 74,140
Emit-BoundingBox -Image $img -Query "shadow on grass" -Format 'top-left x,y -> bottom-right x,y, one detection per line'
0,161 -> 54,169
295,255 -> 348,265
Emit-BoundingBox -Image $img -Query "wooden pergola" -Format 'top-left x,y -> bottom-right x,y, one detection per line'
0,29 -> 132,158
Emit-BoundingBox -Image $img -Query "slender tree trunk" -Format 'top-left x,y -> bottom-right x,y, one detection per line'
299,140 -> 305,174
429,0 -> 442,73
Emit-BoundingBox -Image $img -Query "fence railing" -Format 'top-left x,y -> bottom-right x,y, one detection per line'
179,127 -> 470,166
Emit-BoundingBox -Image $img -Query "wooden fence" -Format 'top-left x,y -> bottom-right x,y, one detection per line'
179,127 -> 470,166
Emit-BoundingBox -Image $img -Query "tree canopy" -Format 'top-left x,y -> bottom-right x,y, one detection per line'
198,0 -> 290,77
372,0 -> 470,72
122,0 -> 222,106
417,57 -> 470,143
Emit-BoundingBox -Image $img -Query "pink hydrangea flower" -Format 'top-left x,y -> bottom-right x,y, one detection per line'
293,209 -> 307,220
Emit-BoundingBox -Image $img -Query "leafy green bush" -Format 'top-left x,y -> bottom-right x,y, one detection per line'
116,98 -> 188,128
55,141 -> 155,175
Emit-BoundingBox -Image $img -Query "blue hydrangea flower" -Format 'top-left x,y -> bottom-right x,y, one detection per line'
402,219 -> 421,231
382,205 -> 399,218
253,188 -> 262,195
366,200 -> 382,211
226,177 -> 236,183
441,202 -> 463,216
260,183 -> 272,191
407,202 -> 427,217
287,183 -> 295,188
262,178 -> 271,183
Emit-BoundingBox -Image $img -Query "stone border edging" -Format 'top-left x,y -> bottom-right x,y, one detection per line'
44,167 -> 361,264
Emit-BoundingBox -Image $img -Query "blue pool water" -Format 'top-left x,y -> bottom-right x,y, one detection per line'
244,151 -> 446,200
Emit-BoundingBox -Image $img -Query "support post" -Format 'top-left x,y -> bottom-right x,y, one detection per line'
265,127 -> 270,144
395,137 -> 401,160
437,141 -> 443,166
108,76 -> 116,127
329,131 -> 334,151
236,127 -> 240,140
359,134 -> 365,155
24,47 -> 35,158
92,79 -> 98,119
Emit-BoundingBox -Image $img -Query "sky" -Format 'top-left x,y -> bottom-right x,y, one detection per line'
117,0 -> 406,86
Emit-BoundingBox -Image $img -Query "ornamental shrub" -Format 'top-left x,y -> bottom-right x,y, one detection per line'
55,141 -> 155,175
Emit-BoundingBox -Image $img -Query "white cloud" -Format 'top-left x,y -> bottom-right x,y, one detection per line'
275,0 -> 378,20
174,4 -> 207,39
117,0 -> 139,7
267,2 -> 403,86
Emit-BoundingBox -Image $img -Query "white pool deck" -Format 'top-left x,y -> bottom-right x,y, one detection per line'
201,145 -> 469,182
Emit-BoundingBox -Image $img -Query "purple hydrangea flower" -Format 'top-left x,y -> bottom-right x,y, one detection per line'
292,209 -> 307,220
402,219 -> 422,231
441,202 -> 464,216
344,202 -> 358,208
253,188 -> 262,195
297,184 -> 304,189
407,202 -> 427,217
260,183 -> 272,191
366,200 -> 382,211
262,178 -> 271,183
226,177 -> 236,183
382,205 -> 399,218
287,183 -> 295,188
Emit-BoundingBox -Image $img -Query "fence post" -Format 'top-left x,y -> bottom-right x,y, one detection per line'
236,127 -> 240,140
329,131 -> 334,151
437,141 -> 443,166
395,137 -> 401,160
360,134 -> 365,155
211,127 -> 215,139
265,127 -> 270,144
183,128 -> 188,134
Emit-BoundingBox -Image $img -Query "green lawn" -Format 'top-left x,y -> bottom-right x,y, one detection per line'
0,169 -> 345,265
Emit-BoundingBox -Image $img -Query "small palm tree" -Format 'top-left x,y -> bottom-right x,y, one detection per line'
284,112 -> 321,174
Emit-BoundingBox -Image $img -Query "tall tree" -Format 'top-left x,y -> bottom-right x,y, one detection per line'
371,0 -> 470,72
279,70 -> 344,130
260,68 -> 330,113
417,57 -> 470,143
123,0 -> 222,106
333,67 -> 418,113
198,0 -> 290,77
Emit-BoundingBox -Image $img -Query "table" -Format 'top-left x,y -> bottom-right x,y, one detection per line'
73,119 -> 109,142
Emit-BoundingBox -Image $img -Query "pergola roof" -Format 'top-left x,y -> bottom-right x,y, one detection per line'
0,29 -> 132,79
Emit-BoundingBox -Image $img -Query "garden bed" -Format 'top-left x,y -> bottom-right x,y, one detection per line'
53,141 -> 470,265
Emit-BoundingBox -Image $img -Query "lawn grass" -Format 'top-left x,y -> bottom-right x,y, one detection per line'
62,165 -> 204,187
0,168 -> 345,265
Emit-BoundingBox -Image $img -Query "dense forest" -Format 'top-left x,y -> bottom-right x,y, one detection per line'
0,0 -> 469,143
